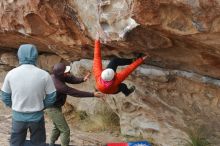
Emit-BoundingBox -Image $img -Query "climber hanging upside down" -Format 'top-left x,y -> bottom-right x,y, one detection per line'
93,33 -> 150,96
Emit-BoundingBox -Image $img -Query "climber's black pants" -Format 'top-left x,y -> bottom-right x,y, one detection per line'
117,83 -> 132,96
106,57 -> 133,72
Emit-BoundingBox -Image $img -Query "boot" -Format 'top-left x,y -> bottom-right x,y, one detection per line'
125,85 -> 136,96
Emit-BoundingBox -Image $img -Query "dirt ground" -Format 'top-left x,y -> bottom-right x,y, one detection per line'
0,101 -> 125,146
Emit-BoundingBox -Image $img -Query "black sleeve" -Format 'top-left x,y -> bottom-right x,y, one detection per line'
64,74 -> 84,84
58,83 -> 94,98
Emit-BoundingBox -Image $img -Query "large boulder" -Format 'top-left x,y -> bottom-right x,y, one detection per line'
1,0 -> 220,145
66,59 -> 220,146
0,0 -> 220,78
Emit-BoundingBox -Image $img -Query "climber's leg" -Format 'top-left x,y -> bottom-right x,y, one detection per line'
106,57 -> 133,72
116,83 -> 136,96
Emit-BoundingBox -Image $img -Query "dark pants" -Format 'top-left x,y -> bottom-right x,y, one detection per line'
107,57 -> 133,96
106,57 -> 133,72
10,117 -> 46,146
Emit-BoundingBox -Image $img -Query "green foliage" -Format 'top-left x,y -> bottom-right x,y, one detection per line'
184,128 -> 211,146
73,110 -> 89,120
147,137 -> 156,145
75,104 -> 120,132
94,103 -> 120,129
78,111 -> 88,120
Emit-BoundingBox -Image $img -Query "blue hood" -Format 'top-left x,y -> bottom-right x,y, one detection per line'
17,44 -> 38,65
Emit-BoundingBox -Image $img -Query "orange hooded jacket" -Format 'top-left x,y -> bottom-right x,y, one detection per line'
93,40 -> 144,94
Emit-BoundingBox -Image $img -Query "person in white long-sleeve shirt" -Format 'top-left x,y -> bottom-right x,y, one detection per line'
1,44 -> 56,146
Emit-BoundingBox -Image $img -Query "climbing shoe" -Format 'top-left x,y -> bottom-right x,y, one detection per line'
125,85 -> 136,96
132,53 -> 145,62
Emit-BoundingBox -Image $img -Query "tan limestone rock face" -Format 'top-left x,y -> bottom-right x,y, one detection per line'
0,52 -> 18,67
1,0 -> 220,78
66,59 -> 220,146
1,0 -> 220,145
37,54 -> 62,73
0,51 -> 60,83
0,0 -> 90,61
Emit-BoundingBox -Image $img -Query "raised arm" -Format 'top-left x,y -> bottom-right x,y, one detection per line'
116,54 -> 150,83
93,39 -> 103,81
116,58 -> 144,83
64,74 -> 84,84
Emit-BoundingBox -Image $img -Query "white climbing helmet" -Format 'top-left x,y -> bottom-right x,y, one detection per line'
101,68 -> 115,81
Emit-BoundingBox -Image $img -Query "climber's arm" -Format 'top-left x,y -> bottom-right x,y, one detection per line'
117,58 -> 144,83
93,39 -> 103,81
